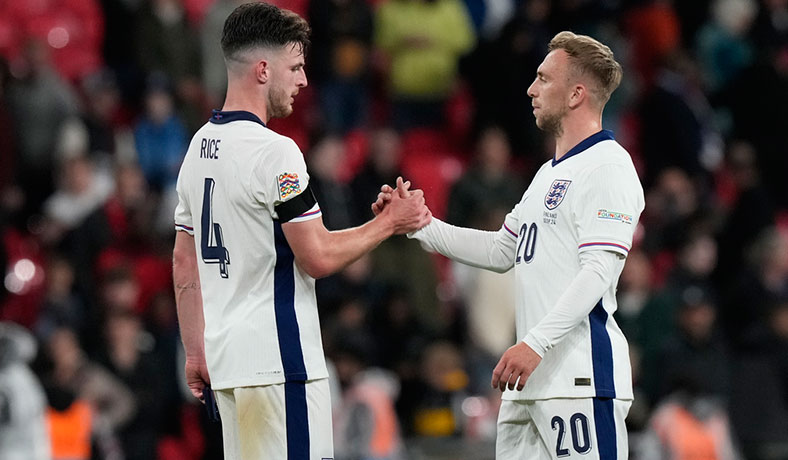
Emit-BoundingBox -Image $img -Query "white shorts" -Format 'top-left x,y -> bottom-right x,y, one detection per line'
496,398 -> 631,460
215,379 -> 334,460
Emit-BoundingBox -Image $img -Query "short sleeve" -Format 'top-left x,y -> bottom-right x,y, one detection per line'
250,137 -> 322,223
174,165 -> 194,235
574,163 -> 644,257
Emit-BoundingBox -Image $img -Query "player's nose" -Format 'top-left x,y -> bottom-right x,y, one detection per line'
527,80 -> 537,98
298,69 -> 308,88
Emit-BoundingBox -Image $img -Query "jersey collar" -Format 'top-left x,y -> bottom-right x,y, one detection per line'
552,129 -> 615,167
209,109 -> 266,127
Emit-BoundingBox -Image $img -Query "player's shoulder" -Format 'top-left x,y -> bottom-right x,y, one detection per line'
582,139 -> 637,173
590,138 -> 629,161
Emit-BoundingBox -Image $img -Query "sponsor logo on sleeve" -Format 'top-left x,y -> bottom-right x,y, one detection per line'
597,209 -> 633,224
278,173 -> 301,200
544,179 -> 572,210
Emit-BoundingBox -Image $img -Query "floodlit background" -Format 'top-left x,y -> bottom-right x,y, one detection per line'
1,0 -> 787,459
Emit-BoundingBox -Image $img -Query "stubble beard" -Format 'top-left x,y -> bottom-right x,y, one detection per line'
537,110 -> 565,138
268,87 -> 294,119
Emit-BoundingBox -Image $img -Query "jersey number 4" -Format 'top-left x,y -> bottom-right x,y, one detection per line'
201,178 -> 230,278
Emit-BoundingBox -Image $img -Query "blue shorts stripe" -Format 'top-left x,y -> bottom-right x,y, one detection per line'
273,222 -> 308,380
285,381 -> 310,460
593,398 -> 616,459
589,300 -> 615,398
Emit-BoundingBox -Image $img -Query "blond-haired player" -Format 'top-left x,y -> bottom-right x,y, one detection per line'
377,31 -> 644,459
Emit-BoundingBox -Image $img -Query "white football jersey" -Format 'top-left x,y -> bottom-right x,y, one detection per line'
502,130 -> 644,401
174,110 -> 327,390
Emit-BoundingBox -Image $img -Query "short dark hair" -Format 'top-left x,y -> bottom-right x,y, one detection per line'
221,2 -> 311,61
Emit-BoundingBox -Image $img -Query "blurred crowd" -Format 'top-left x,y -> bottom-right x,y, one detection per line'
0,0 -> 787,459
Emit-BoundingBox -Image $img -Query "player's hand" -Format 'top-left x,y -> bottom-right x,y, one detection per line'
380,177 -> 431,233
491,342 -> 542,392
185,358 -> 211,402
371,177 -> 409,215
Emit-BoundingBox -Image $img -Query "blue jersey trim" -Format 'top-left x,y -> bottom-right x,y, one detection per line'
593,397 -> 616,459
273,222 -> 308,381
285,381 -> 310,460
589,300 -> 616,398
209,109 -> 266,127
552,130 -> 614,167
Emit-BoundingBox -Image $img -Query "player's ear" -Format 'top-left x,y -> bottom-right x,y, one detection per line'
255,59 -> 270,84
568,83 -> 585,109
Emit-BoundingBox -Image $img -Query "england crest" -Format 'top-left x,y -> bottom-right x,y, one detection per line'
544,179 -> 571,210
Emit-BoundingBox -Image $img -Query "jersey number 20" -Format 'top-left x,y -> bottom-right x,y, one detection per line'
515,222 -> 538,264
552,413 -> 591,456
201,178 -> 230,278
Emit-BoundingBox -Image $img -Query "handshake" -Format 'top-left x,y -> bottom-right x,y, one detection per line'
371,176 -> 432,235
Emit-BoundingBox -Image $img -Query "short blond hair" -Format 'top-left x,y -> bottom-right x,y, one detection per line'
548,31 -> 622,106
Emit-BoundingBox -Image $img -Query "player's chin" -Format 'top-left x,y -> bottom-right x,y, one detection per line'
271,106 -> 294,119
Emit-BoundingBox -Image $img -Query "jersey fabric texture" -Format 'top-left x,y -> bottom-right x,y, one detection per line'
501,130 -> 644,401
174,110 -> 327,390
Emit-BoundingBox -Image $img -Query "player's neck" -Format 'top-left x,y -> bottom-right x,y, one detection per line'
222,84 -> 270,124
553,114 -> 603,162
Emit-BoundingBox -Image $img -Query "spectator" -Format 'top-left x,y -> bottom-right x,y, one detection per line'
462,0 -> 551,155
79,69 -> 128,162
374,0 -> 476,130
723,227 -> 788,347
0,322 -> 50,460
714,141 -> 775,285
133,74 -> 189,234
308,0 -> 374,133
134,0 -> 203,128
307,133 -> 357,231
724,44 -> 788,207
199,0 -> 245,108
407,341 -> 468,437
639,390 -> 741,460
694,0 -> 757,95
445,125 -> 524,228
97,309 -> 173,460
6,39 -> 79,216
638,51 -> 723,187
646,285 -> 731,405
100,0 -> 145,106
729,299 -> 788,460
332,333 -> 405,460
41,145 -> 113,304
634,233 -> 719,367
35,254 -> 87,339
133,75 -> 188,193
41,327 -> 135,455
350,127 -> 406,225
615,249 -> 656,341
42,150 -> 114,245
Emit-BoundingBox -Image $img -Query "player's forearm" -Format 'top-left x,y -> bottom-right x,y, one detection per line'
302,215 -> 394,279
173,236 -> 206,361
523,250 -> 623,357
408,218 -> 514,272
174,279 -> 206,361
